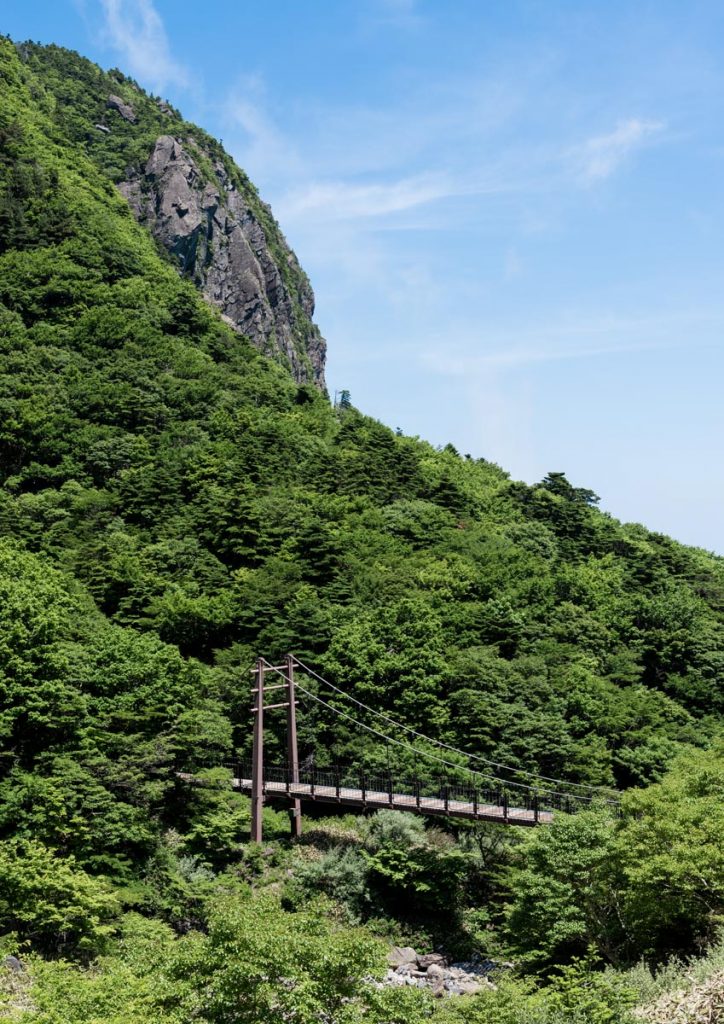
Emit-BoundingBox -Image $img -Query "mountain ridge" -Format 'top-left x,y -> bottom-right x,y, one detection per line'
13,40 -> 327,388
1,33 -> 723,789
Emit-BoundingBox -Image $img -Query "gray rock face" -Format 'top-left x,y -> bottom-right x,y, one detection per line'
119,134 -> 326,388
107,94 -> 136,123
417,953 -> 446,971
388,945 -> 418,968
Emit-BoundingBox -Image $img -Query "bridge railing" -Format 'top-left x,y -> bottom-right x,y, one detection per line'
224,760 -> 619,818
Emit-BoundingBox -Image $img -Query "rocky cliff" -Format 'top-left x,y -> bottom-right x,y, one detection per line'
119,134 -> 326,388
17,43 -> 326,389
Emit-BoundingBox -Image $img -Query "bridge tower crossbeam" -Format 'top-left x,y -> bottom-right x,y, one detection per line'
250,656 -> 301,842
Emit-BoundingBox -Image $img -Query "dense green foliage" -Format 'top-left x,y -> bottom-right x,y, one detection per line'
503,742 -> 724,969
0,35 -> 723,1023
3,793 -> 722,1024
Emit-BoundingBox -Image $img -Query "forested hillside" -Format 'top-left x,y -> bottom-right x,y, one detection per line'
0,37 -> 722,1024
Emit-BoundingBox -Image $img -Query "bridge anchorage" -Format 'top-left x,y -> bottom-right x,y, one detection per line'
235,655 -> 620,842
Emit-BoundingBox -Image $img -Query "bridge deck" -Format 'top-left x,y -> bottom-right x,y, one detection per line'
232,775 -> 552,826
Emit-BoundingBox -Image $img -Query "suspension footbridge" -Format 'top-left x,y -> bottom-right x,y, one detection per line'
194,655 -> 620,841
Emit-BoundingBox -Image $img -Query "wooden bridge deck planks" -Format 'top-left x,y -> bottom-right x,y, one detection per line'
232,775 -> 552,826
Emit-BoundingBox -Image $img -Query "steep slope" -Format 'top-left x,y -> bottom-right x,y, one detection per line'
0,33 -> 723,890
13,42 -> 326,387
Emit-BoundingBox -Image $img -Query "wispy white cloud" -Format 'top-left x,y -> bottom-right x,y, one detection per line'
574,118 -> 665,182
99,0 -> 188,91
365,0 -> 424,30
223,81 -> 303,180
420,309 -> 722,375
278,174 -> 466,223
379,0 -> 417,12
503,245 -> 522,280
424,339 -> 661,374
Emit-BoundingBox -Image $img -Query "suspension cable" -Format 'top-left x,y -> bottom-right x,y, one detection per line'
292,656 -> 618,798
261,660 -> 606,803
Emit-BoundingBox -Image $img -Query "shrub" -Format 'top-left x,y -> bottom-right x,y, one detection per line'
0,839 -> 119,956
289,846 -> 370,920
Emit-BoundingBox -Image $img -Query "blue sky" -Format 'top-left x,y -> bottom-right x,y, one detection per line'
5,0 -> 724,553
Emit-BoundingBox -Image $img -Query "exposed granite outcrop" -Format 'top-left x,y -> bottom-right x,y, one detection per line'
119,134 -> 326,388
107,94 -> 136,123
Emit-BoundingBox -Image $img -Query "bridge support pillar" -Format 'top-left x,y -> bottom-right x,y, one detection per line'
251,658 -> 265,843
286,654 -> 302,838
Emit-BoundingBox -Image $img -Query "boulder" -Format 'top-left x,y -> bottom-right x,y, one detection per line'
417,952 -> 446,971
107,94 -> 136,122
456,978 -> 484,995
2,955 -> 23,973
388,945 -> 418,968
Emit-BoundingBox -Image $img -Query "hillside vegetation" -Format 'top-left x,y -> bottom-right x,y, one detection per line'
0,37 -> 722,1023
